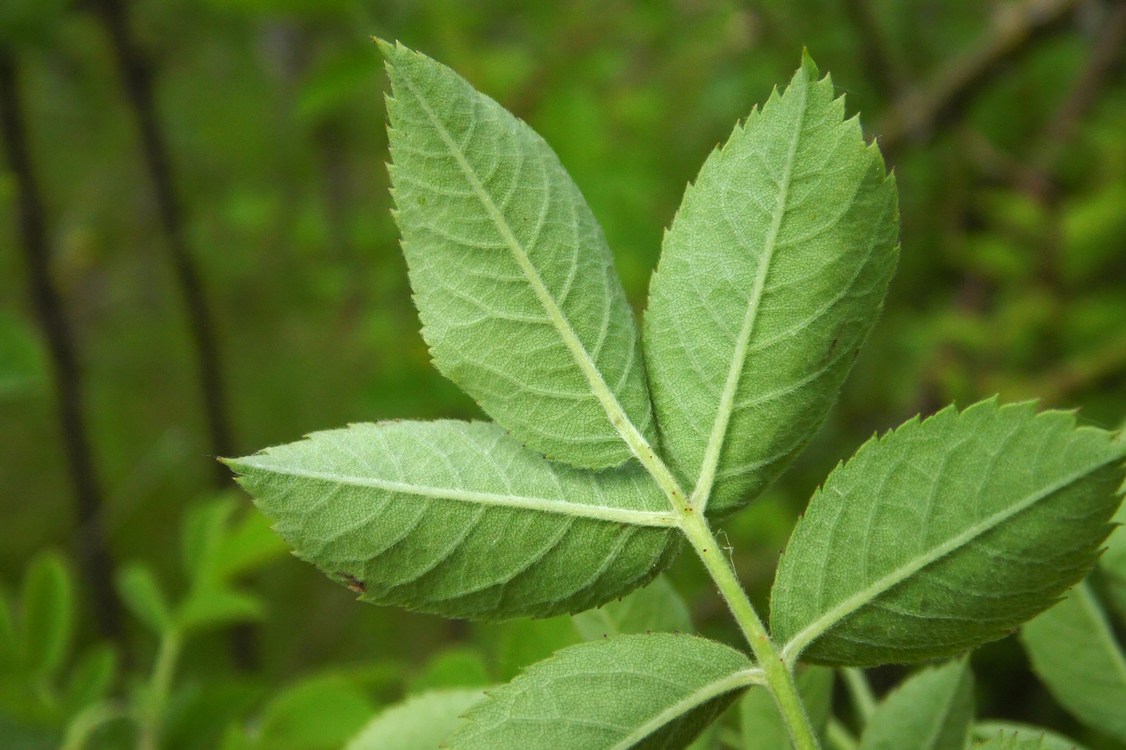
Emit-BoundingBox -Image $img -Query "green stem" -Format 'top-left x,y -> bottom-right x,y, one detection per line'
137,629 -> 182,750
825,718 -> 859,750
843,668 -> 877,724
62,702 -> 123,750
679,511 -> 820,750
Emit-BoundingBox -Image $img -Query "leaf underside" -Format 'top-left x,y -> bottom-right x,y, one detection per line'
771,399 -> 1126,666
859,660 -> 974,750
1021,581 -> 1126,742
643,55 -> 898,517
448,633 -> 753,750
227,421 -> 679,620
382,40 -> 654,470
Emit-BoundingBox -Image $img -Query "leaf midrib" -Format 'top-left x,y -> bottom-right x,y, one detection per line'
781,451 -> 1124,661
692,78 -> 810,512
235,461 -> 679,528
607,667 -> 763,750
397,70 -> 656,470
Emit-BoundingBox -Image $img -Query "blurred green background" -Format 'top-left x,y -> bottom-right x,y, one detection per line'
2,0 -> 1124,748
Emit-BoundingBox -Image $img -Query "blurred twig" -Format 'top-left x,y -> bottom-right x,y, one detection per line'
90,0 -> 235,485
0,51 -> 123,641
840,0 -> 910,99
90,0 -> 256,670
878,0 -> 1083,158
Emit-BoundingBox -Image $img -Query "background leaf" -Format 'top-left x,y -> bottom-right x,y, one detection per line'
858,660 -> 974,750
449,633 -> 754,749
116,563 -> 174,635
344,688 -> 485,750
229,420 -> 678,620
739,666 -> 833,749
771,400 -> 1126,665
643,55 -> 898,517
20,551 -> 73,677
383,40 -> 655,470
571,575 -> 692,640
973,722 -> 1088,750
1020,580 -> 1126,743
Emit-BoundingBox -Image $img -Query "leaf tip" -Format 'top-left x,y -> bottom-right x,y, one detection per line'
800,48 -> 819,79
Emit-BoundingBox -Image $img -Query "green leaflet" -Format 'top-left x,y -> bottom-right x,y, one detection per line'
771,399 -> 1126,666
447,633 -> 757,749
344,688 -> 486,750
1020,581 -> 1126,742
739,666 -> 833,749
571,575 -> 693,640
973,722 -> 1088,750
226,421 -> 679,620
858,660 -> 973,750
382,40 -> 655,470
643,54 -> 898,517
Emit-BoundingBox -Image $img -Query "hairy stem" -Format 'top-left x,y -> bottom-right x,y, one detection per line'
678,511 -> 820,750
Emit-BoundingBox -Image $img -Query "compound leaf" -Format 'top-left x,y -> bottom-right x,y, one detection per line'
644,54 -> 898,517
858,660 -> 973,750
448,633 -> 755,749
227,421 -> 679,620
345,688 -> 485,750
382,40 -> 654,470
1021,580 -> 1126,742
771,400 -> 1126,666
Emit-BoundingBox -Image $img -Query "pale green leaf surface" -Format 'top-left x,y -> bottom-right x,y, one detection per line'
383,40 -> 654,469
858,660 -> 973,750
1020,581 -> 1126,742
643,56 -> 898,516
771,400 -> 1126,666
973,722 -> 1087,750
739,666 -> 833,749
228,420 -> 678,620
572,575 -> 692,640
21,552 -> 73,676
448,633 -> 756,749
345,688 -> 485,750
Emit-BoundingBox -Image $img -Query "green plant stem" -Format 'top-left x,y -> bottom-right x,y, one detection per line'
62,702 -> 123,750
678,511 -> 820,750
137,629 -> 182,750
843,668 -> 877,723
825,718 -> 859,750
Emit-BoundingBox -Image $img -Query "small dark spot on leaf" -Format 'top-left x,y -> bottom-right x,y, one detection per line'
340,573 -> 366,594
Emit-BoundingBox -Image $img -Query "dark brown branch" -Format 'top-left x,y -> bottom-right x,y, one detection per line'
1031,0 -> 1126,179
878,0 -> 1083,158
91,0 -> 234,485
0,51 -> 123,641
91,0 -> 258,670
841,0 -> 910,99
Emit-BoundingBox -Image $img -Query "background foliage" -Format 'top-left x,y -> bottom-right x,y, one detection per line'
1,0 -> 1124,747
